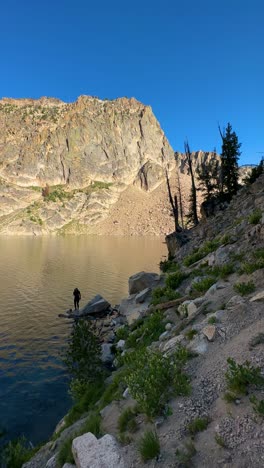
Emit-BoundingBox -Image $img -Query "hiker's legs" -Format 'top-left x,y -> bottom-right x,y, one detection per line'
74,298 -> 77,310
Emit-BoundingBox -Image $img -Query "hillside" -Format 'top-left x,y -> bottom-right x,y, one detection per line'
0,96 -> 252,236
21,174 -> 264,468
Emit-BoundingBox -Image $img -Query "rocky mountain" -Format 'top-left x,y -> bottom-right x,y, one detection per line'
0,96 -> 253,235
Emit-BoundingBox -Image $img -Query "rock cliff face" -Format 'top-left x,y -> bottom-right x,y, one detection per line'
0,96 -> 253,235
0,96 -> 176,235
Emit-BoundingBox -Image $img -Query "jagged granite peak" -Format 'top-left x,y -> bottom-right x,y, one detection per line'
0,95 -> 174,188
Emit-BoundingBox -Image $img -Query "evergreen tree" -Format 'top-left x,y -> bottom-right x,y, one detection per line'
197,156 -> 220,202
219,123 -> 241,197
243,157 -> 264,185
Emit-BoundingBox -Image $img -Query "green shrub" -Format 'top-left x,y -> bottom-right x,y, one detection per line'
151,287 -> 181,305
115,326 -> 129,340
63,320 -> 104,383
225,357 -> 264,394
90,181 -> 112,190
165,271 -> 187,289
248,209 -> 262,225
159,259 -> 179,273
192,277 -> 215,293
118,407 -> 138,433
215,434 -> 226,447
80,412 -> 102,437
175,440 -> 196,466
208,316 -> 216,325
0,437 -> 39,468
233,281 -> 255,296
126,311 -> 165,349
184,239 -> 221,267
57,437 -> 75,466
65,380 -> 105,426
250,395 -> 264,416
209,263 -> 235,279
253,248 -> 264,260
240,259 -> 264,274
188,416 -> 210,435
223,391 -> 239,403
138,430 -> 160,462
125,348 -> 190,416
185,329 -> 198,340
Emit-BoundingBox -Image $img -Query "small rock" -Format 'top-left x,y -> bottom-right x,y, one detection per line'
46,455 -> 57,468
160,335 -> 185,353
116,340 -> 125,350
155,417 -> 165,428
165,322 -> 172,331
122,388 -> 130,399
159,331 -> 170,341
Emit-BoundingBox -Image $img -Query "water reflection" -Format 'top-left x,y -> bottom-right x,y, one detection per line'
0,236 -> 166,444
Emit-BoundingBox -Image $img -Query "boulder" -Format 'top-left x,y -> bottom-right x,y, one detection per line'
187,335 -> 208,355
178,300 -> 197,318
160,334 -> 185,354
116,339 -> 125,351
250,290 -> 264,302
101,344 -> 114,364
72,432 -> 125,468
128,271 -> 160,295
202,325 -> 216,342
78,295 -> 110,317
135,287 -> 151,303
62,464 -> 76,468
46,456 -> 57,468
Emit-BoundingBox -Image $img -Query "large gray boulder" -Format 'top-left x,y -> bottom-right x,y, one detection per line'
78,295 -> 110,317
72,432 -> 125,468
128,271 -> 160,295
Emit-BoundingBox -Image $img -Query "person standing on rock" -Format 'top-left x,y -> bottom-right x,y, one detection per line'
73,288 -> 81,310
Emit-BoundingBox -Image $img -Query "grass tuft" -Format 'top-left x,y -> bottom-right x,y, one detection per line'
138,430 -> 160,462
187,417 -> 210,435
233,281 -> 255,296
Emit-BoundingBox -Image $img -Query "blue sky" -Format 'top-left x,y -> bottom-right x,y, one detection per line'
1,0 -> 263,164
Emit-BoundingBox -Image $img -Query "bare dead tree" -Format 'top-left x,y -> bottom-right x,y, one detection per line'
185,140 -> 199,227
165,168 -> 182,232
176,171 -> 184,229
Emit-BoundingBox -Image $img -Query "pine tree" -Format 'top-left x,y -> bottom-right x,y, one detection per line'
243,157 -> 264,185
197,155 -> 220,202
219,123 -> 241,197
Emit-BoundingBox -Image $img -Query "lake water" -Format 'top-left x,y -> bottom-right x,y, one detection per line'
0,236 -> 167,445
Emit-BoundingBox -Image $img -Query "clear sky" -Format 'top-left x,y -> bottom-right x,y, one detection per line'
1,0 -> 263,165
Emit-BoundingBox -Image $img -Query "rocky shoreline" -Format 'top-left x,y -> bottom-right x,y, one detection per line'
21,174 -> 264,468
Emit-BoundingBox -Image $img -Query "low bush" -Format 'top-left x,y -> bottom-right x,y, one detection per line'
225,357 -> 264,394
118,407 -> 138,433
215,434 -> 226,447
138,430 -> 160,462
175,440 -> 196,466
224,391 -> 238,403
185,329 -> 198,340
159,259 -> 179,273
165,271 -> 187,289
188,416 -> 210,435
115,326 -> 129,340
125,348 -> 190,417
126,311 -> 165,349
184,239 -> 221,267
208,316 -> 216,325
239,259 -> 264,274
151,287 -> 181,305
192,277 -> 215,293
0,437 -> 40,468
248,209 -> 262,225
233,281 -> 255,296
209,263 -> 235,279
250,395 -> 264,416
65,380 -> 105,426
